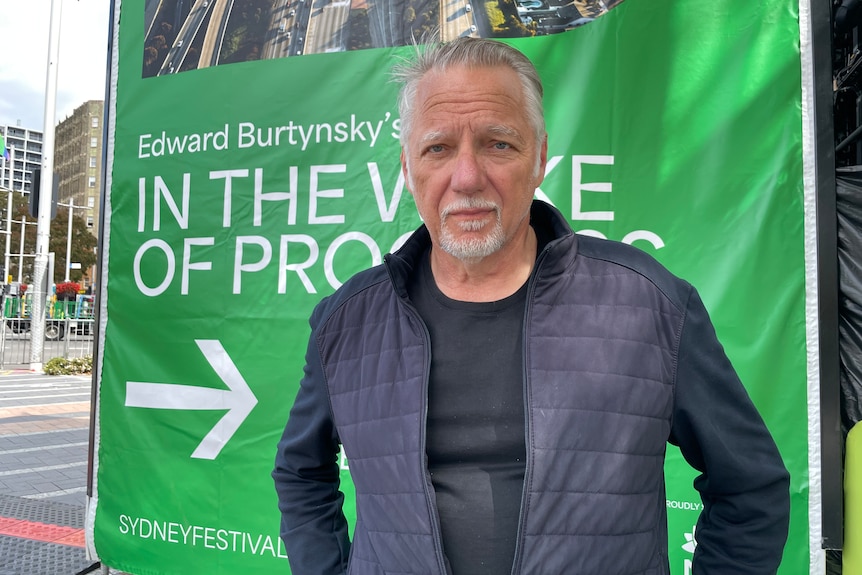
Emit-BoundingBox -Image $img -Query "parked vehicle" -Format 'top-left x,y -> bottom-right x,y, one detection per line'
5,317 -> 66,341
3,293 -> 95,341
72,295 -> 95,336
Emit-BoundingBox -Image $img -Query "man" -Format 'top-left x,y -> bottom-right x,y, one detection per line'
273,37 -> 790,575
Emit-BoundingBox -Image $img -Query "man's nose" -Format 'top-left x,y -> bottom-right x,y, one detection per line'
450,149 -> 485,193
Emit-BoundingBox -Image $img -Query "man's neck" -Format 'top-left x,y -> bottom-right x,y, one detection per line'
429,226 -> 537,302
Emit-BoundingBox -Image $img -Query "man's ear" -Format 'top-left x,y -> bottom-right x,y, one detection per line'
535,135 -> 548,187
401,148 -> 412,194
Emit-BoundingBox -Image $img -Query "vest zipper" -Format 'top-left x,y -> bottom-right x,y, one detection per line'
386,259 -> 450,575
509,245 -> 552,575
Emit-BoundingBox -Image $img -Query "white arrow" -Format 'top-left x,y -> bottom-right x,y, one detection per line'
125,339 -> 258,460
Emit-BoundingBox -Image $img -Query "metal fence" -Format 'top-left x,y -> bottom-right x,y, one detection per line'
0,317 -> 95,369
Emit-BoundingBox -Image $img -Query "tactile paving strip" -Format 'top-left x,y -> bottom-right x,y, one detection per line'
0,493 -> 97,574
0,536 -> 95,575
0,517 -> 84,547
0,493 -> 83,527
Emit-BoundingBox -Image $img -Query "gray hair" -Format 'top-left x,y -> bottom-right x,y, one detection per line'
391,38 -> 546,151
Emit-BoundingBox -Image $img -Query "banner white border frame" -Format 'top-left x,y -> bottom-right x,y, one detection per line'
84,0 -> 120,562
798,0 -> 825,572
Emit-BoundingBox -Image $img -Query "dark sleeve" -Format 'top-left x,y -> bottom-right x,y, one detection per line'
669,288 -> 790,574
272,312 -> 350,575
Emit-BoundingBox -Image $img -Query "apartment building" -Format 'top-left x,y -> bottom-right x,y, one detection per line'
1,103 -> 104,286
54,100 -> 104,234
0,124 -> 43,193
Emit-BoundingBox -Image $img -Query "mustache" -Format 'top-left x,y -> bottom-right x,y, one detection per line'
440,197 -> 501,220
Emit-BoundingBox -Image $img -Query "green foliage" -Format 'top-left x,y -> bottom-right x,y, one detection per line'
220,25 -> 248,62
48,207 -> 99,283
44,355 -> 93,376
485,0 -> 507,32
1,190 -> 98,284
219,0 -> 270,64
347,9 -> 372,51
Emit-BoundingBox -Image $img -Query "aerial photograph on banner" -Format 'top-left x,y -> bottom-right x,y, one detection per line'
143,0 -> 624,76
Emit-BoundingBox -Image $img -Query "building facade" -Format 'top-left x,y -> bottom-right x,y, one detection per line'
1,102 -> 104,286
0,125 -> 43,193
54,100 -> 104,234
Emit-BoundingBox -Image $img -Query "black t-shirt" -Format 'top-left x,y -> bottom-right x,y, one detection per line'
408,251 -> 528,575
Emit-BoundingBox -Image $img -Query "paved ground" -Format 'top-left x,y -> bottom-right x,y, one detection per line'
0,370 -> 126,575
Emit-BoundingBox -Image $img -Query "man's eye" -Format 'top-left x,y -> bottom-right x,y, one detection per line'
426,144 -> 444,153
493,142 -> 511,150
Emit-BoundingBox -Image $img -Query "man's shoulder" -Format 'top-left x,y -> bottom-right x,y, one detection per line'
574,234 -> 693,311
309,264 -> 393,328
575,233 -> 668,272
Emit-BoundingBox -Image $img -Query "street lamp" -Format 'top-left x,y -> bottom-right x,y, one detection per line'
30,0 -> 63,370
58,196 -> 92,282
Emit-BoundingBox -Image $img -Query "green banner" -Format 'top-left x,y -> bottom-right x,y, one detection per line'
88,0 -> 811,573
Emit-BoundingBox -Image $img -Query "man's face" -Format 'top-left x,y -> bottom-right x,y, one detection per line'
401,64 -> 547,261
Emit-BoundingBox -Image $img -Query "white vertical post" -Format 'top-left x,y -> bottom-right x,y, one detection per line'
0,145 -> 6,322
65,197 -> 73,282
18,216 -> 25,284
30,0 -> 62,370
4,190 -> 11,284
4,146 -> 14,285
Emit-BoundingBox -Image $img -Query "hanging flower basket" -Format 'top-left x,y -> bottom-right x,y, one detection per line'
56,281 -> 81,301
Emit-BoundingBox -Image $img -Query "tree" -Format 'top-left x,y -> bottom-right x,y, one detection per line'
48,208 -> 98,284
3,195 -> 98,285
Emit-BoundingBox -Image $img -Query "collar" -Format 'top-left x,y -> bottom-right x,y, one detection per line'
384,200 -> 576,298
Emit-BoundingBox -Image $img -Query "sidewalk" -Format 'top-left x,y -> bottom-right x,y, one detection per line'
0,370 -> 125,575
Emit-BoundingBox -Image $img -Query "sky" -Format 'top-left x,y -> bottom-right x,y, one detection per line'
0,2 -> 112,131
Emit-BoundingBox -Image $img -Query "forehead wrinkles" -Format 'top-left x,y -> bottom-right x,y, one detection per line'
417,88 -> 523,119
415,66 -> 524,114
413,77 -> 528,144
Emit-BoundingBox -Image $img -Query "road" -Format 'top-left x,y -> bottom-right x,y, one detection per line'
0,372 -> 103,573
0,372 -> 132,573
158,0 -> 214,74
199,0 -> 235,68
305,0 -> 352,54
263,0 -> 301,59
441,0 -> 478,41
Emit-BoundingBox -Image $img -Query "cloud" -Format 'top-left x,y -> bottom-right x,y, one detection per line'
0,78 -> 44,130
0,2 -> 111,130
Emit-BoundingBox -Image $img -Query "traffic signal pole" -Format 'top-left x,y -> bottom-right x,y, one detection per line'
4,147 -> 14,285
30,0 -> 62,371
65,197 -> 73,282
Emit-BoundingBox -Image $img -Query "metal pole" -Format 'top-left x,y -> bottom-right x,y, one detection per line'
17,216 -> 25,284
65,197 -> 73,281
30,0 -> 62,370
1,145 -> 8,327
5,147 -> 13,285
4,193 -> 10,285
